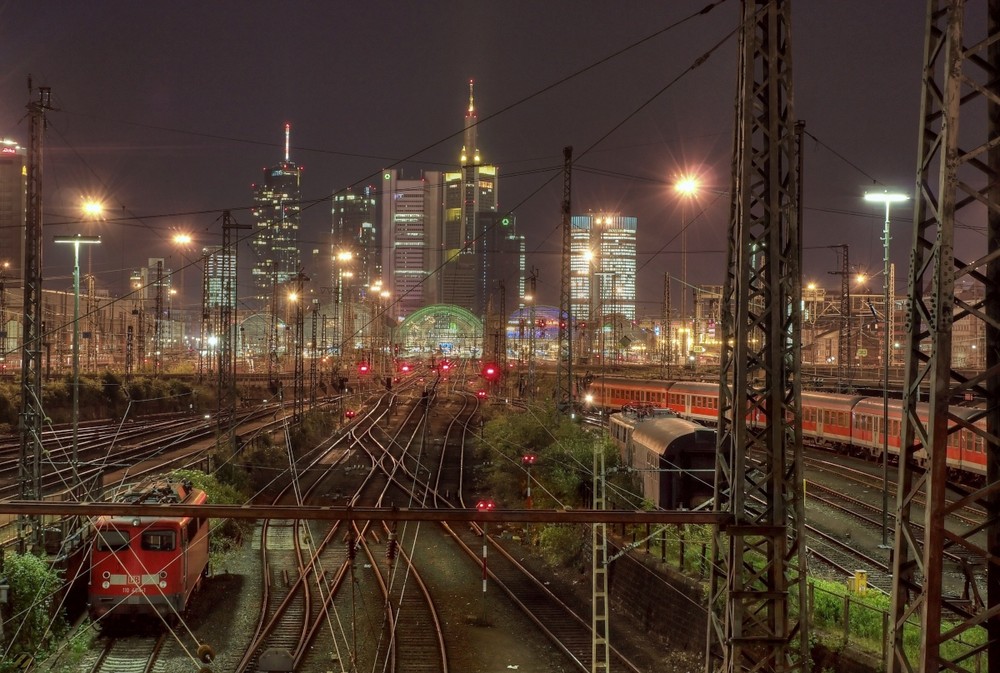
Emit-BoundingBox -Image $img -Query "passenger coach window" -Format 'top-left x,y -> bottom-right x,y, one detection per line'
141,531 -> 176,551
96,530 -> 130,552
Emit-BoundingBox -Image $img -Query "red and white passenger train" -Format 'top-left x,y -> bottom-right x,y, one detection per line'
590,377 -> 988,481
89,478 -> 210,620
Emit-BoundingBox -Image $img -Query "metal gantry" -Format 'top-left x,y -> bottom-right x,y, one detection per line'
706,1 -> 808,671
291,270 -> 309,423
219,212 -> 249,436
19,83 -> 52,547
556,146 -> 573,411
889,2 -> 1000,670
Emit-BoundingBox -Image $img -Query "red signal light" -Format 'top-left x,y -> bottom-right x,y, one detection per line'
476,390 -> 487,399
345,409 -> 356,418
358,362 -> 369,374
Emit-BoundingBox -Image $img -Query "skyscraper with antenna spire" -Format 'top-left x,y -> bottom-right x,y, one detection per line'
251,123 -> 302,303
440,80 -> 498,316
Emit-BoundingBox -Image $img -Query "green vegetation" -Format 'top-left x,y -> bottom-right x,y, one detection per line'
0,373 -> 214,431
478,404 -> 991,668
0,551 -> 66,671
478,401 -> 634,567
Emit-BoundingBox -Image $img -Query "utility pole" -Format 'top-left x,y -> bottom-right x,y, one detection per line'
706,2 -> 808,670
526,268 -> 537,400
309,299 -> 319,407
19,81 -> 52,549
661,272 -> 670,379
86,272 -> 96,371
154,260 -> 164,376
219,212 -> 250,444
556,146 -> 573,413
826,244 -> 851,390
291,270 -> 309,423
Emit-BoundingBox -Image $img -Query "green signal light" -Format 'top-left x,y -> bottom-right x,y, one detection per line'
384,172 -> 391,180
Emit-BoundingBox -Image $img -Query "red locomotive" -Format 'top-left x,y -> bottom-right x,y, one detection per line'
88,478 -> 210,620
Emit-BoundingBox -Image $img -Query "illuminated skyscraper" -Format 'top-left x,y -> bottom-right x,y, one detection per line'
440,81 -> 498,316
202,245 -> 236,309
251,124 -> 302,303
0,140 -> 26,288
331,185 -> 379,298
570,213 -> 637,321
380,169 -> 442,318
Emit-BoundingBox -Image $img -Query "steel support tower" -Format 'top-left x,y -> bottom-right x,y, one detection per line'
309,299 -> 319,407
153,260 -> 163,375
706,2 -> 808,671
218,212 -> 249,433
890,2 -> 1000,670
19,83 -> 52,546
556,146 -> 573,411
662,272 -> 671,378
827,244 -> 850,388
291,270 -> 308,423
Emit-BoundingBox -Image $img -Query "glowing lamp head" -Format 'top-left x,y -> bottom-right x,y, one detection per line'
675,176 -> 700,197
81,200 -> 104,218
864,190 -> 909,204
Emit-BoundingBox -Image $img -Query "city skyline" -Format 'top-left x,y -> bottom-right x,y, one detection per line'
1,3 -> 933,317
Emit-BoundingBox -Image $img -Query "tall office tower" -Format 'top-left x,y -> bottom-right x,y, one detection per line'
251,123 -> 302,303
440,81 -> 498,316
569,213 -> 637,321
0,140 -> 26,289
380,169 -> 442,318
331,185 -> 379,298
202,245 -> 236,309
480,212 -> 525,307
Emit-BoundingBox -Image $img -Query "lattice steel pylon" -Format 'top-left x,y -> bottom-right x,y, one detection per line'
219,212 -> 249,436
291,270 -> 309,423
556,146 -> 573,411
19,83 -> 52,547
706,2 -> 808,671
889,2 -> 1000,671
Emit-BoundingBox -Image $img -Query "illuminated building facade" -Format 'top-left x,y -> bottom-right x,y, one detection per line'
202,245 -> 236,309
251,123 -> 302,303
0,140 -> 26,290
440,81 -> 499,316
380,169 -> 442,318
570,213 -> 637,322
331,185 -> 379,298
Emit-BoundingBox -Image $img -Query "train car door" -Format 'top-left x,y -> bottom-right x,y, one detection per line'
181,525 -> 188,593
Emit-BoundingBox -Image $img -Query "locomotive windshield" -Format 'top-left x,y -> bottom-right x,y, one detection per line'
141,530 -> 176,551
95,529 -> 130,552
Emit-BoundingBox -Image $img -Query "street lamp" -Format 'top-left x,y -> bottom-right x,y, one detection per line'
54,234 -> 101,490
863,189 -> 908,548
674,175 -> 702,367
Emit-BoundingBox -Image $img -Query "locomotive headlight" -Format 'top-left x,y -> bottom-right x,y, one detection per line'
102,581 -> 110,589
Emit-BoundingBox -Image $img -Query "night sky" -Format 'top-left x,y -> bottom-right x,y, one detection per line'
0,1 -> 930,316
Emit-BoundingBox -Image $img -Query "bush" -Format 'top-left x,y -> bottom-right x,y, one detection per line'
0,552 -> 65,667
537,524 -> 586,568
